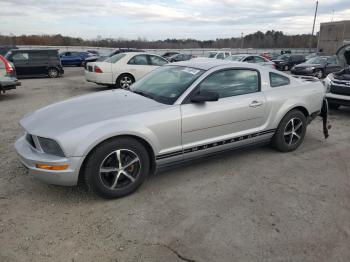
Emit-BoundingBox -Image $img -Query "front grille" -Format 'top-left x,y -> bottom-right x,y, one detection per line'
88,65 -> 93,72
332,80 -> 350,86
26,133 -> 36,148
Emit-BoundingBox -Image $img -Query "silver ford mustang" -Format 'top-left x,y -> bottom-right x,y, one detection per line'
15,59 -> 326,198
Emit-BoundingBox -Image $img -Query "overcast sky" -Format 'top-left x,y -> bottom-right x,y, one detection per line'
1,0 -> 349,40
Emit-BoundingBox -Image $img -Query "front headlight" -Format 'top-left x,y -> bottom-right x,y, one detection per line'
37,137 -> 65,157
307,67 -> 315,70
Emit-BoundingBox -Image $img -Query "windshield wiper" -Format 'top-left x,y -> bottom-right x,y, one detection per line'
133,90 -> 156,100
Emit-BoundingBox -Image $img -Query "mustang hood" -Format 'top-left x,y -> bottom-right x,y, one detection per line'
20,89 -> 166,137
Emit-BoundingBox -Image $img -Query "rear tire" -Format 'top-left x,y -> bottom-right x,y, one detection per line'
116,74 -> 135,89
48,68 -> 59,78
272,110 -> 307,152
84,137 -> 150,199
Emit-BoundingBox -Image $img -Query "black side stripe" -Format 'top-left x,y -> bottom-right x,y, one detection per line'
156,129 -> 276,160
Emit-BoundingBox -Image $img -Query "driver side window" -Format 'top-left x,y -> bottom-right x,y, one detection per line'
198,69 -> 259,99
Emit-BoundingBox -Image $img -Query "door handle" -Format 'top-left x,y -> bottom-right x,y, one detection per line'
249,100 -> 263,108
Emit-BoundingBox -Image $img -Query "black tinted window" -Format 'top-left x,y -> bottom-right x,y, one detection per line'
29,52 -> 48,61
244,56 -> 254,63
327,57 -> 338,65
270,72 -> 290,87
199,69 -> 259,98
12,52 -> 29,61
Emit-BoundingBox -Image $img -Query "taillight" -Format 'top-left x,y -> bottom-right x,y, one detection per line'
0,55 -> 14,74
94,65 -> 103,73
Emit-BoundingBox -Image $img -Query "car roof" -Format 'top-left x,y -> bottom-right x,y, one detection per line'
169,58 -> 264,71
11,49 -> 59,52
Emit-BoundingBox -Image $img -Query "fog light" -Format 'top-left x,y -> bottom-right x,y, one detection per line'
35,164 -> 69,170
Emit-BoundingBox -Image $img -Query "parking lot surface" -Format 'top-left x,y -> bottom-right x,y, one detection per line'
0,67 -> 350,262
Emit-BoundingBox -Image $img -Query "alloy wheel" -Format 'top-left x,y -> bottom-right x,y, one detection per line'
314,70 -> 323,79
120,76 -> 133,89
283,117 -> 303,146
99,149 -> 141,190
48,69 -> 58,78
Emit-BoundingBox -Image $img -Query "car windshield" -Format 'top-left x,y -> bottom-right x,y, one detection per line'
306,57 -> 327,64
104,53 -> 126,63
277,55 -> 290,61
207,52 -> 217,58
225,55 -> 244,61
131,66 -> 205,105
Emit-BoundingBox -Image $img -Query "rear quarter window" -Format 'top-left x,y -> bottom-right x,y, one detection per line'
270,72 -> 290,87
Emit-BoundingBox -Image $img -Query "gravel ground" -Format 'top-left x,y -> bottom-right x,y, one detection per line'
0,67 -> 350,262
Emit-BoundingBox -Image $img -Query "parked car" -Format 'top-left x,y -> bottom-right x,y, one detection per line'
225,54 -> 276,69
305,52 -> 324,60
207,51 -> 232,60
168,53 -> 194,62
291,56 -> 342,79
0,55 -> 20,94
161,52 -> 179,60
5,49 -> 64,78
272,54 -> 305,71
324,44 -> 350,109
98,48 -> 145,61
85,52 -> 168,88
60,51 -> 98,67
0,45 -> 18,56
15,59 -> 326,199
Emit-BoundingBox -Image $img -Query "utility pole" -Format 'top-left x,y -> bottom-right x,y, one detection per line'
309,0 -> 319,52
241,32 -> 244,49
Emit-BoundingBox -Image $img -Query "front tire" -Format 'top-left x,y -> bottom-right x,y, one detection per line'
84,137 -> 150,199
48,68 -> 59,78
314,69 -> 324,79
272,110 -> 307,152
116,74 -> 135,89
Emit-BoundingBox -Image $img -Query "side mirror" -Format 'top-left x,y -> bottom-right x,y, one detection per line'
191,91 -> 219,103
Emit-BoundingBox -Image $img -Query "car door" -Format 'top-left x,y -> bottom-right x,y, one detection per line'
10,52 -> 30,77
126,54 -> 151,80
325,56 -> 342,74
180,68 -> 268,157
28,51 -> 48,75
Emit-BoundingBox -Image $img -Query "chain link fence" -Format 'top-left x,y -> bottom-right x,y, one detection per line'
17,45 -> 317,57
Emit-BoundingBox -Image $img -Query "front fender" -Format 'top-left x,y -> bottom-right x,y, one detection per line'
59,120 -> 160,157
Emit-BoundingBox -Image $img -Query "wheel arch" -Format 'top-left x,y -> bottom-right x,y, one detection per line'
115,72 -> 135,83
77,134 -> 156,185
273,104 -> 310,130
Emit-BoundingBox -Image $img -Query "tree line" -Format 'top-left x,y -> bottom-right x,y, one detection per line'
0,30 -> 318,49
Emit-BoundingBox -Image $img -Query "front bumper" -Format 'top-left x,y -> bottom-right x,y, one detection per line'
326,93 -> 350,106
15,134 -> 83,186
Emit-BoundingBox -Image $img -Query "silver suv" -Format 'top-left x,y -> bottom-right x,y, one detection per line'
15,59 -> 326,199
0,55 -> 20,94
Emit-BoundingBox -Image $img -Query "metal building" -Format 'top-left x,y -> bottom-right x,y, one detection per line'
318,20 -> 350,55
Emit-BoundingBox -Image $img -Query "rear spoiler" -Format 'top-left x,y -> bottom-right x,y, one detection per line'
291,75 -> 320,82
